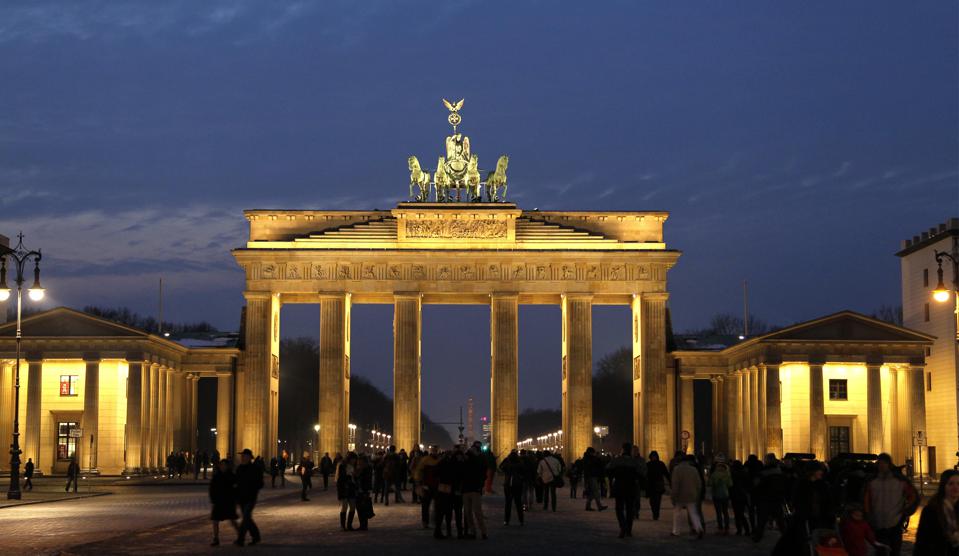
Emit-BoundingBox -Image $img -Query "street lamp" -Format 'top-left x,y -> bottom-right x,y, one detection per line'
932,251 -> 958,327
0,233 -> 43,500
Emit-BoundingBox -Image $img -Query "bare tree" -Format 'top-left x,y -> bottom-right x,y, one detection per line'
871,304 -> 903,326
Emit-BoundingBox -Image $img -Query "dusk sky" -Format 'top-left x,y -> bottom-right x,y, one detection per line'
1,2 -> 957,430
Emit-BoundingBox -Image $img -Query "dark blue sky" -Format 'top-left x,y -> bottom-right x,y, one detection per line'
1,2 -> 957,427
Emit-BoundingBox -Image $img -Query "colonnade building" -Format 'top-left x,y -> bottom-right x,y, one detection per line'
0,308 -> 238,475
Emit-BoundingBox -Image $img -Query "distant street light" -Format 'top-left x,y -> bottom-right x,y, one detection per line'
0,233 -> 44,500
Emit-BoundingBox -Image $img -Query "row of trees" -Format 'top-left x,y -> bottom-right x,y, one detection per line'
82,306 -> 219,334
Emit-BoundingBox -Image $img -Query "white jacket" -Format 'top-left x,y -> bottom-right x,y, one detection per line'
537,456 -> 562,484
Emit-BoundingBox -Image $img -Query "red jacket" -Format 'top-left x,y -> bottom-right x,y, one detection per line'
840,518 -> 876,556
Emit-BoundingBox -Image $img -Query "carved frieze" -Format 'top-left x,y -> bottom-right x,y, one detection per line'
405,219 -> 508,239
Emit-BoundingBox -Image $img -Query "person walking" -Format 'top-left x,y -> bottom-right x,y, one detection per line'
607,443 -> 642,538
645,451 -> 669,520
298,450 -> 314,501
751,454 -> 787,542
202,450 -> 210,480
709,458 -> 732,535
463,442 -> 489,540
537,449 -> 564,512
414,446 -> 440,530
208,458 -> 239,546
670,455 -> 704,539
583,447 -> 608,511
269,456 -> 279,488
914,469 -> 959,555
23,458 -> 34,491
234,449 -> 263,546
320,452 -> 334,491
336,452 -> 358,531
433,449 -> 457,539
278,450 -> 288,488
630,445 -> 647,520
568,457 -> 583,499
65,457 -> 80,492
730,460 -> 752,536
864,453 -> 919,556
499,450 -> 525,526
355,454 -> 374,531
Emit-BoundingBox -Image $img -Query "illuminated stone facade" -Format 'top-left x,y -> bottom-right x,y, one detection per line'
672,311 -> 932,470
232,202 -> 680,463
0,308 -> 238,475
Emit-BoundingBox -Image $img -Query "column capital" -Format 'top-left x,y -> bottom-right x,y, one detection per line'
393,291 -> 424,300
82,353 -> 101,363
25,353 -> 44,364
489,292 -> 519,299
640,292 -> 669,302
562,292 -> 594,301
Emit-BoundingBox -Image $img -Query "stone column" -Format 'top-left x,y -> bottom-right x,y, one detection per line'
80,357 -> 100,471
640,293 -> 670,458
740,369 -> 750,458
145,363 -> 158,470
0,362 -> 13,472
23,358 -> 42,470
725,371 -> 739,458
490,293 -> 518,462
156,366 -> 167,465
241,292 -> 280,459
809,362 -> 826,460
319,293 -> 350,458
764,364 -> 782,457
710,377 -> 722,456
189,375 -> 198,455
216,372 -> 233,459
679,375 -> 694,453
562,294 -> 592,463
757,366 -> 767,456
910,365 -> 928,473
749,366 -> 759,456
393,293 -> 422,453
166,368 -> 176,456
866,363 -> 884,455
630,295 -> 643,452
171,371 -> 183,451
125,361 -> 143,472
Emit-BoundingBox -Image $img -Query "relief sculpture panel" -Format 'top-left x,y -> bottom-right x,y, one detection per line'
405,219 -> 507,239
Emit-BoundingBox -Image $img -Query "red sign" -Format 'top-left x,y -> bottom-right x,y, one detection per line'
60,378 -> 71,396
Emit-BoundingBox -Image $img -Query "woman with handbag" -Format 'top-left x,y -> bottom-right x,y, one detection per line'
537,450 -> 565,512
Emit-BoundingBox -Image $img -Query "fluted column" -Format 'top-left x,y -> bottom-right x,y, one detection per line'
145,363 -> 158,470
630,295 -> 643,451
0,362 -> 13,471
639,292 -> 670,458
910,365 -> 928,473
710,377 -> 721,456
171,371 -> 184,451
562,294 -> 592,463
80,357 -> 100,471
725,371 -> 739,458
156,366 -> 167,464
24,358 -> 42,470
809,362 -> 826,460
216,372 -> 233,459
393,293 -> 421,453
189,375 -> 198,455
764,364 -> 782,457
490,293 -> 518,462
679,375 -> 694,453
866,363 -> 884,455
319,293 -> 350,457
757,366 -> 767,456
740,369 -> 750,458
124,360 -> 143,472
749,366 -> 759,456
241,292 -> 281,459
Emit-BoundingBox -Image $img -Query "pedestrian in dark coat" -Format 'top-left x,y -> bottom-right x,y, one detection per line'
298,451 -> 314,501
356,455 -> 374,531
65,458 -> 80,492
23,458 -> 34,491
269,456 -> 279,488
607,443 -> 642,538
645,451 -> 669,520
320,452 -> 334,490
336,452 -> 358,531
209,459 -> 239,546
499,450 -> 525,526
914,469 -> 959,556
234,449 -> 263,546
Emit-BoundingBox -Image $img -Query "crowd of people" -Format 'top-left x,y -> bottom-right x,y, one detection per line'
198,441 -> 959,554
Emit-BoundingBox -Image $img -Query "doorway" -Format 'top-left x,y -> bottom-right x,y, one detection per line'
828,425 -> 850,459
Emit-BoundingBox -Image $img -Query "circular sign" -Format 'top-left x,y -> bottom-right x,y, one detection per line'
448,112 -> 462,127
681,430 -> 690,440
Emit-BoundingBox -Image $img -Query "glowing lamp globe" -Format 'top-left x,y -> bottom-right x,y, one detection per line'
933,287 -> 951,303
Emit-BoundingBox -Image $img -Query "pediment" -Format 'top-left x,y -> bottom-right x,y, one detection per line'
759,311 -> 933,343
0,307 -> 148,338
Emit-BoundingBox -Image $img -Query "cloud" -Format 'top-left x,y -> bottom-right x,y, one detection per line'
832,161 -> 852,178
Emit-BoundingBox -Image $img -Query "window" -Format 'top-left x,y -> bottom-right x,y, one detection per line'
925,303 -> 930,322
927,347 -> 932,356
828,379 -> 848,401
59,375 -> 78,396
924,268 -> 929,287
927,372 -> 933,392
828,426 -> 850,459
56,422 -> 79,460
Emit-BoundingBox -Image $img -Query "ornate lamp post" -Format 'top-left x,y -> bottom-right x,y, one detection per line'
0,233 -> 44,500
932,250 -> 959,339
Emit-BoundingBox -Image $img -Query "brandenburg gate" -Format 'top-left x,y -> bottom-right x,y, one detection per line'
231,101 -> 681,463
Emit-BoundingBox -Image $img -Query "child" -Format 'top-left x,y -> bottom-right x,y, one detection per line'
840,503 -> 888,556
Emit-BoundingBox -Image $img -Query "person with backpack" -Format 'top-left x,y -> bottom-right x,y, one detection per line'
709,457 -> 733,534
864,453 -> 919,556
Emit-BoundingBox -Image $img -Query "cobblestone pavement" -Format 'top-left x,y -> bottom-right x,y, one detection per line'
0,482 -> 923,555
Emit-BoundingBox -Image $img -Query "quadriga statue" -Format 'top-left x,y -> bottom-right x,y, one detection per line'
485,155 -> 509,202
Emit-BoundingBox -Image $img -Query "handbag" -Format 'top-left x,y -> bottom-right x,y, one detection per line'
358,494 -> 375,520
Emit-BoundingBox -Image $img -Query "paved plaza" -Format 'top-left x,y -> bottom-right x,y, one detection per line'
0,474 -> 913,556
